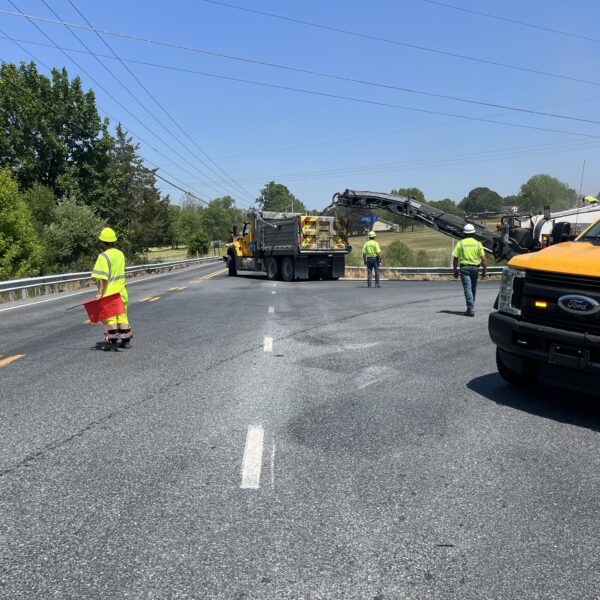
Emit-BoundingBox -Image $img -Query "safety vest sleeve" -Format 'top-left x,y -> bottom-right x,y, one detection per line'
92,254 -> 110,280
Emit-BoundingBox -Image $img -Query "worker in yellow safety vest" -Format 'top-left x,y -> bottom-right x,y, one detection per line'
362,230 -> 382,288
91,227 -> 133,351
583,195 -> 598,205
452,224 -> 487,317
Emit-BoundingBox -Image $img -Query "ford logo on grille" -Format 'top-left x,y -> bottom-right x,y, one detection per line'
557,295 -> 600,315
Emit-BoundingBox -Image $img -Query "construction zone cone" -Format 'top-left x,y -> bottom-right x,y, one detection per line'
83,293 -> 125,324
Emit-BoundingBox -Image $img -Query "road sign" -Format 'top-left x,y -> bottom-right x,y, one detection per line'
359,215 -> 378,223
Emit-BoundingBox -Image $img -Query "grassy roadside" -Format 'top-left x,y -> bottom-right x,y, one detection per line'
146,246 -> 225,261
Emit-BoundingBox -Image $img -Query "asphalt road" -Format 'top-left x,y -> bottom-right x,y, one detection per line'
1,265 -> 599,600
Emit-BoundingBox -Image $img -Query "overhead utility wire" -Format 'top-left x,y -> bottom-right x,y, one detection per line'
0,49 -> 208,204
4,34 -> 600,136
194,0 -> 600,87
65,0 -> 254,203
40,1 -> 249,203
6,1 -> 241,205
33,1 -> 250,204
2,10 -> 599,95
421,0 -> 600,45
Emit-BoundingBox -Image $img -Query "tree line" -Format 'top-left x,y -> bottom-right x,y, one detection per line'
1,60 -> 592,279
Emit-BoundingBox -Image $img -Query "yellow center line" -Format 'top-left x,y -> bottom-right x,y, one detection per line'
200,268 -> 227,281
148,296 -> 161,302
139,297 -> 153,303
0,354 -> 25,368
169,286 -> 186,292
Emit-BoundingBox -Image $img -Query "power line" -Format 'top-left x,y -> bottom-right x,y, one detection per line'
6,1 -> 247,205
39,0 -> 246,203
0,54 -> 209,205
421,0 -> 600,45
64,0 -> 255,203
1,8 -> 599,95
2,33 -> 600,141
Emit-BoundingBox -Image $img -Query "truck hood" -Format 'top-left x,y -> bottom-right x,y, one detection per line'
509,241 -> 600,277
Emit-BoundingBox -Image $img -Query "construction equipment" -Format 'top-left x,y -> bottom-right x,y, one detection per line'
224,211 -> 350,281
328,189 -> 600,262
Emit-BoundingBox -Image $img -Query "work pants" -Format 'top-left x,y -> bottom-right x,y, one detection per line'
102,293 -> 132,343
460,265 -> 480,311
366,258 -> 380,286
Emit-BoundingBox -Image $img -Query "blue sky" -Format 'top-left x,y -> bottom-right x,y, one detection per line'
1,0 -> 600,210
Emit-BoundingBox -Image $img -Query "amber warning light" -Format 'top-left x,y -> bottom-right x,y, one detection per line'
534,300 -> 548,309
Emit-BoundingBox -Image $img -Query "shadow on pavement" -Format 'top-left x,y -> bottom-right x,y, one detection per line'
468,373 -> 600,432
438,310 -> 469,316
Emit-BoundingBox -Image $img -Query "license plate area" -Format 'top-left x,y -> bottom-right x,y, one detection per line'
549,344 -> 590,369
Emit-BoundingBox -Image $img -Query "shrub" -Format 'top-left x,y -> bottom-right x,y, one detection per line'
187,231 -> 210,257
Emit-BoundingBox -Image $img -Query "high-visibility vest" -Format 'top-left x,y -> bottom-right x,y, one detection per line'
92,248 -> 128,299
362,240 -> 381,257
452,237 -> 484,266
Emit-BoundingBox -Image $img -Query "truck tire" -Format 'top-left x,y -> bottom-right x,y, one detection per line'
228,254 -> 237,277
496,348 -> 537,388
281,256 -> 295,282
266,257 -> 280,281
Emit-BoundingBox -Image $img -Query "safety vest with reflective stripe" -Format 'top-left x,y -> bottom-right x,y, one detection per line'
92,247 -> 128,299
362,240 -> 381,257
452,237 -> 485,266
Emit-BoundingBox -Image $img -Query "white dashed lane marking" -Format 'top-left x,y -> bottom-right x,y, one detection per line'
263,336 -> 273,352
268,306 -> 275,314
240,425 -> 264,490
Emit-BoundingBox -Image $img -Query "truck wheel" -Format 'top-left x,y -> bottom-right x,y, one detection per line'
266,257 -> 280,280
228,254 -> 237,277
281,257 -> 295,282
496,348 -> 537,388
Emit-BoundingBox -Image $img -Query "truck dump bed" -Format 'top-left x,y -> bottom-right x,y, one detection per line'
258,213 -> 349,254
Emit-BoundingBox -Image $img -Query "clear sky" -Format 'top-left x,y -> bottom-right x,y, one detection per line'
1,0 -> 600,211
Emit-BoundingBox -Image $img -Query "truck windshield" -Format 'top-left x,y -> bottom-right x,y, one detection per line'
578,220 -> 600,241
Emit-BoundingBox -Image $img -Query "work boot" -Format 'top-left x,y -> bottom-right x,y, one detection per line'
120,340 -> 132,349
102,340 -> 118,351
464,310 -> 475,317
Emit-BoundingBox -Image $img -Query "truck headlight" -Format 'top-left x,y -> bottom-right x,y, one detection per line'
498,267 -> 526,316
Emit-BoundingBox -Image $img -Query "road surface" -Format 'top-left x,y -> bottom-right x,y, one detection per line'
1,263 -> 599,599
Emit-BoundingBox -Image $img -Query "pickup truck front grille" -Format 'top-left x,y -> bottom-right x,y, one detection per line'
520,271 -> 600,336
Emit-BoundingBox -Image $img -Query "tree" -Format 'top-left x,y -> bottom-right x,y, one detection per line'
390,187 -> 427,231
187,231 -> 210,257
42,197 -> 105,273
22,184 -> 56,233
256,181 -> 306,213
518,174 -> 577,213
459,187 -> 503,215
199,196 -> 245,242
429,198 -> 463,216
0,169 -> 43,279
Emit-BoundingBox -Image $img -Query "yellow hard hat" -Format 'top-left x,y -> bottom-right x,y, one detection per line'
368,231 -> 377,238
584,195 -> 598,203
99,227 -> 117,242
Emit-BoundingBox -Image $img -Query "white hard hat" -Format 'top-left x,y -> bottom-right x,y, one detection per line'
463,223 -> 476,234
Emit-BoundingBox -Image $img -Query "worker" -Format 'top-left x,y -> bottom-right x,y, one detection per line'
362,230 -> 382,288
91,227 -> 132,351
452,224 -> 487,317
584,195 -> 598,205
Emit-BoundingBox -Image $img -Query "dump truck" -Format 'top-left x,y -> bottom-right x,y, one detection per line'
488,216 -> 600,394
224,211 -> 350,281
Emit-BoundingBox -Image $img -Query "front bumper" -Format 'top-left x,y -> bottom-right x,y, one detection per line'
489,311 -> 600,391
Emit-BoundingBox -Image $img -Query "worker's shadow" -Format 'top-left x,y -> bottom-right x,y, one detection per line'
438,310 -> 470,316
468,373 -> 600,433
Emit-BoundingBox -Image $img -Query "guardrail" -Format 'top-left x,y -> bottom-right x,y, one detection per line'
345,266 -> 504,277
0,256 -> 221,303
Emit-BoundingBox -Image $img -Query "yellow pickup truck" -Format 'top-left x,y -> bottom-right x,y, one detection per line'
489,218 -> 600,393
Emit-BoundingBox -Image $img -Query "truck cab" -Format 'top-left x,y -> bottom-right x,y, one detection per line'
489,218 -> 600,394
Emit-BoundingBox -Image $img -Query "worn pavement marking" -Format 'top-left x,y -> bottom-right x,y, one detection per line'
138,297 -> 153,302
0,354 -> 25,368
148,296 -> 161,302
168,286 -> 186,292
268,306 -> 275,314
240,425 -> 265,490
263,336 -> 273,352
271,290 -> 276,295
